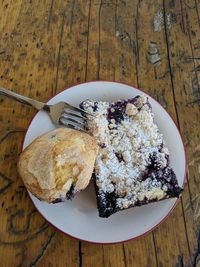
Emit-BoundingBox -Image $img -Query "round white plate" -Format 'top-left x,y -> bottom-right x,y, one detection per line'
23,81 -> 186,244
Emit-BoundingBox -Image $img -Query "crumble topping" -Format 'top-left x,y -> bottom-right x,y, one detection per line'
125,103 -> 138,116
81,95 -> 170,209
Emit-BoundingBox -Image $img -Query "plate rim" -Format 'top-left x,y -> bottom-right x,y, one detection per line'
21,80 -> 187,244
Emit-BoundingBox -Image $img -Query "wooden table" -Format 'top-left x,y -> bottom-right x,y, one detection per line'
0,0 -> 200,266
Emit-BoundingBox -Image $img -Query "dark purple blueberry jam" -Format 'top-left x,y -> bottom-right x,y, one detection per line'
52,198 -> 63,203
96,186 -> 118,218
99,143 -> 106,148
107,96 -> 151,124
115,152 -> 124,162
148,167 -> 182,198
107,106 -> 125,124
149,152 -> 164,170
66,184 -> 74,200
79,101 -> 85,110
93,101 -> 98,111
80,100 -> 98,112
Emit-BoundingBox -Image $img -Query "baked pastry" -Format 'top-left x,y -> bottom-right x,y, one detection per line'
80,95 -> 183,217
18,128 -> 99,203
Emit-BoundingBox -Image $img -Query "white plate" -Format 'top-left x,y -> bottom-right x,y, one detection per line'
23,81 -> 186,244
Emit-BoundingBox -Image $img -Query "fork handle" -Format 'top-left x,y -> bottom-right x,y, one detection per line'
0,87 -> 46,110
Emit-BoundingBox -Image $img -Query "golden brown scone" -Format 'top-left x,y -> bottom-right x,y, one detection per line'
18,128 -> 99,203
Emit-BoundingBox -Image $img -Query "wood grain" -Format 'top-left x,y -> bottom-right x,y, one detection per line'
0,0 -> 200,266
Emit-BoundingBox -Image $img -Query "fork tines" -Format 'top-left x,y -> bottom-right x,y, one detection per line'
58,103 -> 94,131
65,104 -> 95,117
59,109 -> 85,131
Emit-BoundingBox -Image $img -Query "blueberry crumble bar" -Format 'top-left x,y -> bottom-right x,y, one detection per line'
80,95 -> 183,218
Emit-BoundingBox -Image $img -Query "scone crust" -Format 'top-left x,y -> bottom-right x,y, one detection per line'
18,128 -> 98,203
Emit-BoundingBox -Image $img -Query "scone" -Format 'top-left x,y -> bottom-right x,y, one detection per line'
18,128 -> 99,203
80,95 -> 183,217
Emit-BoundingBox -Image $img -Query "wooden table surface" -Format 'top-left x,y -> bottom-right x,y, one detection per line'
0,0 -> 200,266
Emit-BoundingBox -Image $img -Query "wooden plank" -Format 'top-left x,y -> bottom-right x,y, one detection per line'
123,236 -> 158,267
83,1 -> 157,267
103,244 -> 126,267
132,0 -> 193,266
53,0 -> 91,90
37,232 -> 79,267
0,0 -> 61,264
163,0 -> 200,265
81,3 -> 112,266
82,243 -> 104,267
83,242 -> 125,267
0,0 -> 83,265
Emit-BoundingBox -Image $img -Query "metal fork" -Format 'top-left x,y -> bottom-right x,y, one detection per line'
0,87 -> 92,131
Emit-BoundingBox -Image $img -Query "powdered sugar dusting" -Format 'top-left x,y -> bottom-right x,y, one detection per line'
81,95 -> 169,209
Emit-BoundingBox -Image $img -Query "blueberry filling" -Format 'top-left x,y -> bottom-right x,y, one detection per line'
95,184 -> 118,218
66,184 -> 74,200
148,167 -> 183,197
107,96 -> 152,124
107,105 -> 125,124
52,198 -> 63,203
115,152 -> 124,162
93,102 -> 98,111
108,101 -> 127,121
99,143 -> 106,148
80,100 -> 98,112
149,151 -> 164,170
52,184 -> 75,203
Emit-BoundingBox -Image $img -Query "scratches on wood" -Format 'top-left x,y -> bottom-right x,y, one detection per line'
70,0 -> 76,33
175,254 -> 184,267
53,6 -> 66,95
162,0 -> 180,126
184,0 -> 200,103
122,244 -> 127,267
147,42 -> 161,65
0,171 -> 13,194
7,209 -> 38,235
191,230 -> 200,267
102,244 -> 126,267
0,223 -> 49,246
28,232 -> 56,267
82,243 -> 104,267
47,0 -> 55,29
135,0 -> 140,87
180,0 -> 186,33
79,242 -> 82,267
97,0 -> 102,80
85,0 -> 92,82
180,198 -> 192,255
16,245 -> 28,267
115,0 -> 119,35
0,129 -> 24,145
176,230 -> 200,267
191,64 -> 200,72
188,144 -> 200,167
155,90 -> 168,108
194,0 -> 200,26
182,0 -> 195,10
152,8 -> 176,32
152,233 -> 159,267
